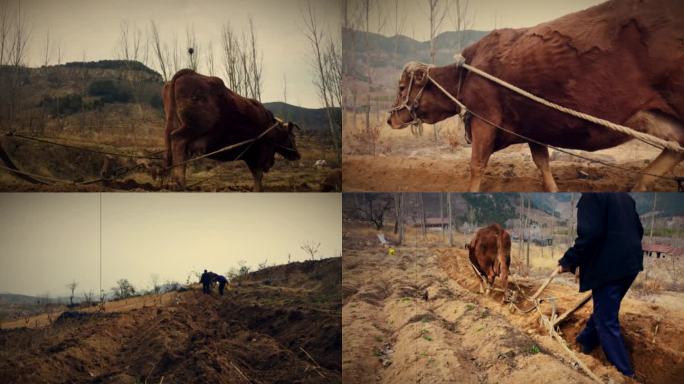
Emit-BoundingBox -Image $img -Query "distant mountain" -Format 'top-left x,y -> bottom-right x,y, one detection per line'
0,293 -> 39,305
632,193 -> 684,217
0,292 -> 76,304
342,28 -> 489,107
344,28 -> 489,72
263,102 -> 341,133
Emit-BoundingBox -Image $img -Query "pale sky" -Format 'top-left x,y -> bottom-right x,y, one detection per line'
0,193 -> 341,297
352,0 -> 605,40
12,0 -> 340,108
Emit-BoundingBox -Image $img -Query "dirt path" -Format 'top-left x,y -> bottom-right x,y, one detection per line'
342,145 -> 683,192
342,228 -> 684,384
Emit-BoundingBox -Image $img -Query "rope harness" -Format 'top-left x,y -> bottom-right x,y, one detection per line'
464,257 -> 602,383
390,56 -> 684,189
0,118 -> 287,189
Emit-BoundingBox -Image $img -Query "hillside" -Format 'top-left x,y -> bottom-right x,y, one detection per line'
342,28 -> 488,107
0,258 -> 341,383
0,61 -> 340,191
264,102 -> 341,134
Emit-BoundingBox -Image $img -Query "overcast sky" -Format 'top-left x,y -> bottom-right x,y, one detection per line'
0,193 -> 341,297
352,0 -> 605,41
13,0 -> 339,108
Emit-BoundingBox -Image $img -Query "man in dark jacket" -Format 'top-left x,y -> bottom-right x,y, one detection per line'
199,270 -> 211,294
558,193 -> 644,378
215,275 -> 228,296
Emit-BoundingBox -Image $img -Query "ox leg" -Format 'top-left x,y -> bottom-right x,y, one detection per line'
633,149 -> 683,191
485,274 -> 495,296
499,267 -> 509,303
529,143 -> 559,192
469,263 -> 486,294
170,139 -> 187,189
250,168 -> 263,192
468,121 -> 496,192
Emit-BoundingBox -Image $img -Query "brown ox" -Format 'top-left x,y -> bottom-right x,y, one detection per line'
162,69 -> 301,191
389,0 -> 684,192
465,224 -> 511,302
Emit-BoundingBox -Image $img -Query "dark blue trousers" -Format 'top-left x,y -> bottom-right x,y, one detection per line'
576,273 -> 637,377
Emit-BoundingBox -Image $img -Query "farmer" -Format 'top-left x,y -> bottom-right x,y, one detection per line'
558,193 -> 643,378
215,274 -> 228,296
199,270 -> 211,294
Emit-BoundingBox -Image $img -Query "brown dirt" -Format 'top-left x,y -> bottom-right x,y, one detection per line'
342,142 -> 683,192
0,134 -> 339,192
342,225 -> 684,384
0,258 -> 341,384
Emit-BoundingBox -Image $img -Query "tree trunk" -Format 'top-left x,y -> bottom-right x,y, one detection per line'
448,192 -> 453,246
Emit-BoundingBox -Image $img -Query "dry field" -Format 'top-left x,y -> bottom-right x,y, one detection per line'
0,132 -> 339,192
342,224 -> 684,384
342,113 -> 683,192
0,259 -> 342,384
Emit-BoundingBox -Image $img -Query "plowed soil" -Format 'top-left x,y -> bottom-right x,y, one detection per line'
342,142 -> 682,192
342,225 -> 684,384
0,258 -> 342,384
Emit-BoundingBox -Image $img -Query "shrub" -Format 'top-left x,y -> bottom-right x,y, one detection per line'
88,79 -> 132,103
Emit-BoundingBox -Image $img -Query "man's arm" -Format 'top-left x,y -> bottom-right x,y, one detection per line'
558,194 -> 605,273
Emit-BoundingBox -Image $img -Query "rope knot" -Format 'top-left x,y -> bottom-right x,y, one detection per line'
453,53 -> 466,66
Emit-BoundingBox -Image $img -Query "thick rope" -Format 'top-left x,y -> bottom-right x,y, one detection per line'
4,132 -> 164,159
165,120 -> 280,170
0,163 -> 71,184
453,54 -> 684,154
466,108 -> 683,188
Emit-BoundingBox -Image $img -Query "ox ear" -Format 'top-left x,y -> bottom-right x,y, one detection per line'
413,67 -> 427,84
286,122 -> 302,132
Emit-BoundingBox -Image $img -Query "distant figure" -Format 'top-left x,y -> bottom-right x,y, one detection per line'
200,269 -> 211,294
216,275 -> 228,296
558,193 -> 644,378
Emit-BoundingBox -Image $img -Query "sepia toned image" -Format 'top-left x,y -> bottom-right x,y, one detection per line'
0,193 -> 342,383
342,192 -> 684,383
0,0 -> 341,192
342,0 -> 683,192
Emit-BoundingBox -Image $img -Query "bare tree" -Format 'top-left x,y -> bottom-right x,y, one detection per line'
66,280 -> 78,306
117,20 -> 142,62
301,241 -> 322,261
185,25 -> 199,71
8,1 -> 29,67
356,194 -> 394,230
220,20 -> 263,100
393,192 -> 405,245
301,0 -> 342,164
42,28 -> 50,66
206,41 -> 215,76
150,274 -> 161,294
419,193 -> 427,239
149,20 -> 169,81
0,0 -> 11,66
448,192 -> 453,245
82,289 -> 94,305
649,193 -> 657,242
247,18 -> 262,100
112,279 -> 135,300
426,0 -> 450,141
450,0 -> 473,52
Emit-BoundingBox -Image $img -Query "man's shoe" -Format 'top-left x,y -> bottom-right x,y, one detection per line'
576,340 -> 596,354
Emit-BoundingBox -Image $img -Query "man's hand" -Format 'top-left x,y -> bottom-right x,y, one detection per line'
558,264 -> 572,274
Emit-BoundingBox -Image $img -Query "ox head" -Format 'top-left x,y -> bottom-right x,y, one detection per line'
387,61 -> 461,129
273,121 -> 302,161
